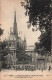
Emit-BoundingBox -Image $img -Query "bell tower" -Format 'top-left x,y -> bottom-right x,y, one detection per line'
13,11 -> 18,36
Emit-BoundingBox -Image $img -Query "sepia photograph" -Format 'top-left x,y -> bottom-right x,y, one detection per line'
0,0 -> 52,80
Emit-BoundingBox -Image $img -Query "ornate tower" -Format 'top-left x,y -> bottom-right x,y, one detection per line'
13,11 -> 18,36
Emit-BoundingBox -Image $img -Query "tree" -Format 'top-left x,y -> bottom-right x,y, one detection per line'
0,41 -> 9,68
0,41 -> 8,50
21,0 -> 51,54
0,28 -> 9,68
1,46 -> 10,68
34,42 -> 50,56
0,27 -> 3,70
16,41 -> 31,63
0,28 -> 3,36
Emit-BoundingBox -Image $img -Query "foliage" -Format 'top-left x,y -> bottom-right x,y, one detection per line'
21,0 -> 51,53
34,42 -> 50,55
0,28 -> 10,68
0,28 -> 3,36
0,41 -> 10,68
0,41 -> 8,50
16,42 -> 31,63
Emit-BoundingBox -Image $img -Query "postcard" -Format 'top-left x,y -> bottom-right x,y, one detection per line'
0,0 -> 52,80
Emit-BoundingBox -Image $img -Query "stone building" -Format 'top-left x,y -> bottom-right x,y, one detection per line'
7,11 -> 26,68
25,45 -> 35,63
25,45 -> 47,70
5,11 -> 47,70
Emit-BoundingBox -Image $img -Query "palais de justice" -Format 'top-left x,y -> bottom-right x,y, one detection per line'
4,11 -> 48,70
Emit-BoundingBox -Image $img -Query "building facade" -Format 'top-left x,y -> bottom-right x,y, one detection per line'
7,11 -> 26,68
5,11 -> 47,70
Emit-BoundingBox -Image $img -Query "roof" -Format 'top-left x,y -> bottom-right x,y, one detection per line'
8,33 -> 16,41
25,45 -> 34,52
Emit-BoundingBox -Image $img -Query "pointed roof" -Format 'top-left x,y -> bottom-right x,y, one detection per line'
13,10 -> 18,36
14,10 -> 16,23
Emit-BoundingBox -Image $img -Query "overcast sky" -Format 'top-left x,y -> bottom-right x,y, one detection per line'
0,0 -> 41,46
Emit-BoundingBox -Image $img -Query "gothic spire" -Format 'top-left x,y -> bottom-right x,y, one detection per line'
14,10 -> 16,23
13,10 -> 18,36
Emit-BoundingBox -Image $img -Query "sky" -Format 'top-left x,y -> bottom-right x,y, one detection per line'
0,0 -> 41,46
